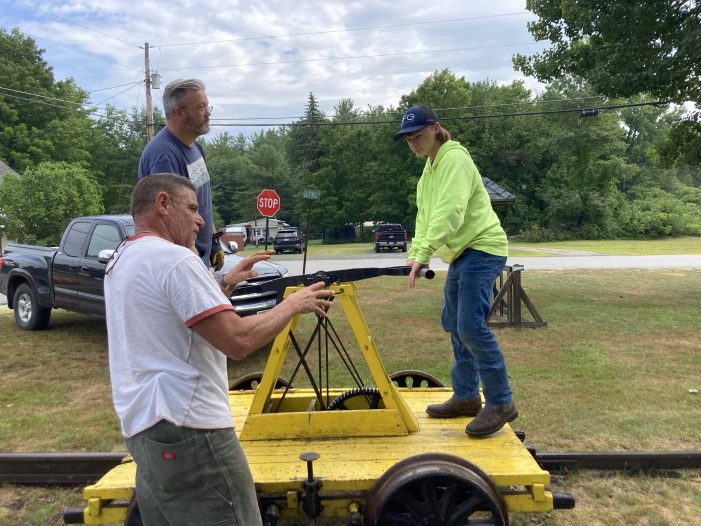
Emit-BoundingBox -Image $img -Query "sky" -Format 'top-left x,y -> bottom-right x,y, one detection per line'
2,0 -> 550,137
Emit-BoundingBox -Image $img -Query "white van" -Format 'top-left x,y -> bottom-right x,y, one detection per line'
222,226 -> 248,247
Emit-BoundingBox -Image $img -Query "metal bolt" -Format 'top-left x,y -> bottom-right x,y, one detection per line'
299,452 -> 319,481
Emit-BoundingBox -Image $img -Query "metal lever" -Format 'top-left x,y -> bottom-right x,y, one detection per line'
234,265 -> 435,303
299,452 -> 322,518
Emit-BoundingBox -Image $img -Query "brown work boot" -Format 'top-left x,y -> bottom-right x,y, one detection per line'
465,402 -> 518,437
426,396 -> 482,418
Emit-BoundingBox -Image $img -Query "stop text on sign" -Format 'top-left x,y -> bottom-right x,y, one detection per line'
257,189 -> 281,217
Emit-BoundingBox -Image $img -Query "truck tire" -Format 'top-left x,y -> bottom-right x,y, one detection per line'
401,244 -> 407,252
374,244 -> 380,253
13,283 -> 51,330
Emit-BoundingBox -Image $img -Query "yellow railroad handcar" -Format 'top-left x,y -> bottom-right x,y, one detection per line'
66,275 -> 574,526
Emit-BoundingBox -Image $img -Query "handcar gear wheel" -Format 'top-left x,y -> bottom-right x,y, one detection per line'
327,387 -> 382,410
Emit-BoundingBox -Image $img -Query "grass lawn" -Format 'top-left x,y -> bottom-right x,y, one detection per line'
510,236 -> 701,255
1,268 -> 700,525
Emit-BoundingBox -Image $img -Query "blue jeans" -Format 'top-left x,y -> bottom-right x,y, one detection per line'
441,249 -> 512,406
125,420 -> 262,526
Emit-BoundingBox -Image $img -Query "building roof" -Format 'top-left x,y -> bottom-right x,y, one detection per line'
0,159 -> 18,184
483,177 -> 516,206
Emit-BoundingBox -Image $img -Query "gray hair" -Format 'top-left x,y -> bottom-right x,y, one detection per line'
131,174 -> 196,216
162,79 -> 206,118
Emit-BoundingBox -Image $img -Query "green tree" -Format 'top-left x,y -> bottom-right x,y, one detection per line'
284,93 -> 329,231
246,130 -> 297,225
654,112 -> 701,167
204,131 -> 247,224
513,1 -> 701,168
513,1 -> 700,103
0,28 -> 94,172
90,106 -> 165,214
0,161 -> 103,245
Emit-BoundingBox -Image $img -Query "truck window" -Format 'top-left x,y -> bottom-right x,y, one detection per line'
86,224 -> 122,258
63,222 -> 91,257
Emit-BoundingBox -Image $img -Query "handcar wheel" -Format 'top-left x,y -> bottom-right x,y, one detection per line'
326,387 -> 382,410
229,372 -> 291,390
124,496 -> 143,526
365,453 -> 508,526
389,370 -> 445,388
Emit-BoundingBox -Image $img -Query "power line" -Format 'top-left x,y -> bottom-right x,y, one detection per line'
0,91 -> 110,118
0,83 -> 142,110
92,82 -> 142,106
10,0 -> 141,48
0,86 -> 84,107
152,11 -> 530,48
158,42 -> 542,72
209,96 -> 611,123
89,82 -> 144,93
209,101 -> 668,128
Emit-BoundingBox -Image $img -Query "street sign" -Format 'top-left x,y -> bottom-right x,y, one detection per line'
257,189 -> 280,217
303,189 -> 321,200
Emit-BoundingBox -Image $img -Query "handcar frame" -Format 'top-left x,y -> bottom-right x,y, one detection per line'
64,267 -> 574,525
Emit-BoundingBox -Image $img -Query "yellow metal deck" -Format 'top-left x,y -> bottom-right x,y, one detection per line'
82,387 -> 551,524
232,387 -> 551,512
81,283 -> 554,523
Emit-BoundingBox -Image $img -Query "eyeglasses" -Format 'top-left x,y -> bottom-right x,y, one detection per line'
180,105 -> 213,115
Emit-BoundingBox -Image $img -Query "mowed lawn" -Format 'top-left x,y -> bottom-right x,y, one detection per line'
1,238 -> 700,525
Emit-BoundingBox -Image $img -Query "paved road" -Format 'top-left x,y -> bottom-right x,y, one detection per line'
1,253 -> 699,306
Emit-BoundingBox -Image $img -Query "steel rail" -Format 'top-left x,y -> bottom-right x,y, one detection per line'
0,452 -> 127,485
1,450 -> 699,485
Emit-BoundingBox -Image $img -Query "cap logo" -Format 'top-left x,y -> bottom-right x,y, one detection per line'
401,113 -> 415,125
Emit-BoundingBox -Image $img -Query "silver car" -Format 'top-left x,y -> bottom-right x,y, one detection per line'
216,241 -> 288,316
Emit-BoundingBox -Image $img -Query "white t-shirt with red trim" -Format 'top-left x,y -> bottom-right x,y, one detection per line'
105,235 -> 235,438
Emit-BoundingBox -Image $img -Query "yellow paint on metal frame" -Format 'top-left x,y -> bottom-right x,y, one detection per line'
73,281 -> 559,523
240,283 -> 418,440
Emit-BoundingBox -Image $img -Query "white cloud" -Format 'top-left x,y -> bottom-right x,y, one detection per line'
4,0 -> 547,134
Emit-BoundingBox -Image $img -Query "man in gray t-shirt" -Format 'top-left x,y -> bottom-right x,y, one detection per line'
138,78 -> 221,269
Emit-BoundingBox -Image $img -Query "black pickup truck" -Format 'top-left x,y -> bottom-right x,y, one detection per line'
373,223 -> 408,253
0,215 -> 287,330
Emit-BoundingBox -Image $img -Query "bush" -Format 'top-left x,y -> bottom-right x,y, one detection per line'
0,161 -> 103,245
615,188 -> 701,237
517,224 -> 557,242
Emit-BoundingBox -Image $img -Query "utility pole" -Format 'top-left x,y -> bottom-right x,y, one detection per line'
144,42 -> 153,142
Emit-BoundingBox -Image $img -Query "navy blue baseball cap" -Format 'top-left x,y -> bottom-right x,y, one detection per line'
393,105 -> 438,140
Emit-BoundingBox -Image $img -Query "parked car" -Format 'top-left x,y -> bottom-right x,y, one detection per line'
374,223 -> 408,252
273,228 -> 304,254
0,215 -> 288,330
216,239 -> 287,315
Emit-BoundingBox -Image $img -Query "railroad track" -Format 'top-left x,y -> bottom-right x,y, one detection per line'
1,450 -> 699,485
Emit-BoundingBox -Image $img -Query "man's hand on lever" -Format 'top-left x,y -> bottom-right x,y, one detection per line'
285,281 -> 335,317
406,259 -> 429,289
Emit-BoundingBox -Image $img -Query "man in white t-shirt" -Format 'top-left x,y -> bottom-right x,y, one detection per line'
105,174 -> 333,525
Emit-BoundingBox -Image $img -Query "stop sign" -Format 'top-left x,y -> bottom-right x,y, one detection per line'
257,189 -> 281,217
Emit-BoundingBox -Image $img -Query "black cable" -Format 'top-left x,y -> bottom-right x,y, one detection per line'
209,101 -> 669,128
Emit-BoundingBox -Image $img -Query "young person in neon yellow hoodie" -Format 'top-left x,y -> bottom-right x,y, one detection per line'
396,105 -> 518,437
